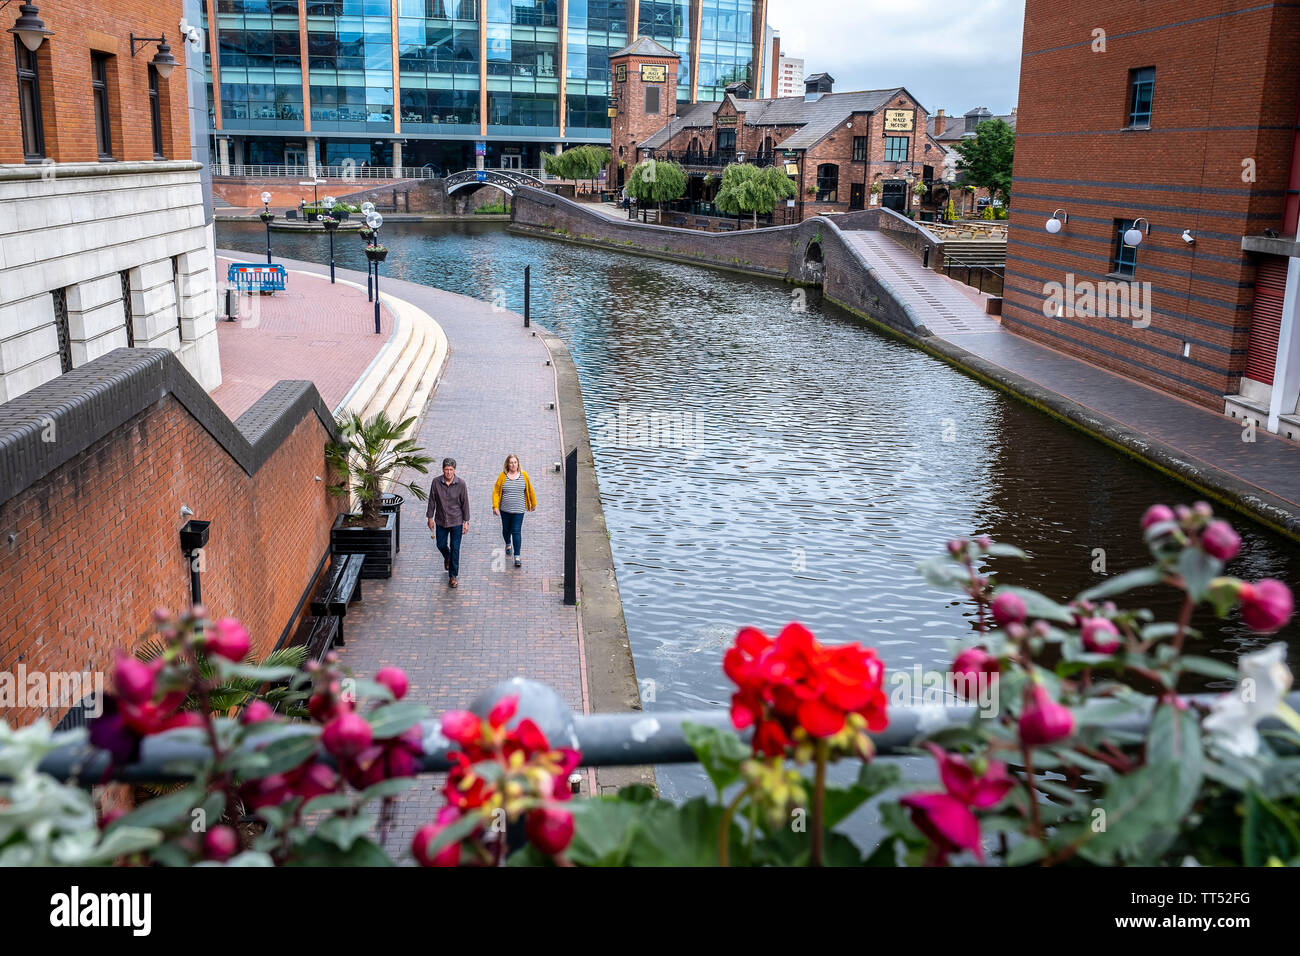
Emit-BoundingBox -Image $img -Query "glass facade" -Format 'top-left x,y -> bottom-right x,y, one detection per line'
205,0 -> 761,162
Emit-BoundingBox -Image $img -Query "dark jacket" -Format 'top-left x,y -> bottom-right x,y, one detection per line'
427,474 -> 470,527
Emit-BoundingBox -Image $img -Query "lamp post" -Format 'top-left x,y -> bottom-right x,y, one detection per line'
322,195 -> 338,283
259,190 -> 274,264
365,211 -> 384,334
361,201 -> 376,301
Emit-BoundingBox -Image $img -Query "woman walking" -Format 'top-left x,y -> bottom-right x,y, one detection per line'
492,453 -> 536,568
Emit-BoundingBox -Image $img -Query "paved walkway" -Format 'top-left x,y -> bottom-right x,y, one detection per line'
242,253 -> 585,854
211,256 -> 392,419
844,232 -> 1300,511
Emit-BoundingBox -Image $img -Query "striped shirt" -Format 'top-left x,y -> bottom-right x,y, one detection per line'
499,473 -> 527,513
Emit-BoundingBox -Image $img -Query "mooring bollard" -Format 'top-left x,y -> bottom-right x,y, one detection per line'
524,264 -> 531,328
564,447 -> 577,606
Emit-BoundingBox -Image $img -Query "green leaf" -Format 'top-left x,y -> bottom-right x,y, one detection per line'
358,777 -> 418,803
1177,655 -> 1241,681
106,785 -> 205,832
682,722 -> 749,797
917,556 -> 966,591
1146,704 -> 1204,819
252,732 -> 319,777
284,834 -> 394,866
1207,577 -> 1242,618
624,797 -> 748,866
1242,789 -> 1300,866
565,797 -> 646,866
614,784 -> 658,804
71,826 -> 164,865
984,543 -> 1029,559
1005,837 -> 1046,866
1075,761 -> 1188,865
1176,547 -> 1221,603
314,813 -> 375,852
1079,566 -> 1164,602
301,793 -> 356,815
214,661 -> 300,683
365,702 -> 426,740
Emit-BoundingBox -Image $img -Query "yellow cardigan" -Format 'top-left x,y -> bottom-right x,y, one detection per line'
492,470 -> 537,512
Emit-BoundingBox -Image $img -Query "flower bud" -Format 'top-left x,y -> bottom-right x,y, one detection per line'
114,654 -> 156,705
1238,579 -> 1294,634
375,666 -> 409,701
1140,504 -> 1174,531
204,825 -> 239,862
1193,501 -> 1213,518
207,618 -> 251,662
951,647 -> 999,700
1019,685 -> 1074,746
1201,520 -> 1241,562
321,711 -> 372,758
1081,617 -> 1121,654
526,807 -> 575,855
947,538 -> 968,557
990,591 -> 1027,626
240,700 -> 275,725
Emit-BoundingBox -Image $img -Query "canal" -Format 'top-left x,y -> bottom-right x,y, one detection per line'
219,219 -> 1300,803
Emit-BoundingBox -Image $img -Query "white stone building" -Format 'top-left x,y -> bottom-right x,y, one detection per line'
0,160 -> 219,403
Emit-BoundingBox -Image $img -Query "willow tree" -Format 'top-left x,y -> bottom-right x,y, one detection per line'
713,163 -> 797,228
624,158 -> 687,216
544,144 -> 612,194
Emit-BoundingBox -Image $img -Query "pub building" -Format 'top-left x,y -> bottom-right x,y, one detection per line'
608,37 -> 952,225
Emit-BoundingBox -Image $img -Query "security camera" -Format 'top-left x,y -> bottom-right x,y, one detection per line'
1181,229 -> 1195,245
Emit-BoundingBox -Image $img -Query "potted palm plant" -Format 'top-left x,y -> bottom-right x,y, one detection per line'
326,411 -> 432,579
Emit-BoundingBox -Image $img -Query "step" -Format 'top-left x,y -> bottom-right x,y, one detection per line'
380,316 -> 438,426
362,314 -> 425,422
342,298 -> 413,419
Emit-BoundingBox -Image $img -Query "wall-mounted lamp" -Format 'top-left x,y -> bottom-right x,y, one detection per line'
7,2 -> 52,51
1045,209 -> 1068,234
180,519 -> 210,605
1181,229 -> 1196,245
1124,217 -> 1151,247
130,32 -> 177,79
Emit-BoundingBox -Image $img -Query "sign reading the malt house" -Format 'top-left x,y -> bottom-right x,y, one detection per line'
640,64 -> 667,82
716,114 -> 737,126
884,109 -> 915,132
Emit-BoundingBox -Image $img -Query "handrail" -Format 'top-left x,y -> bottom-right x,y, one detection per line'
943,253 -> 1006,294
212,164 -> 442,180
26,678 -> 1298,785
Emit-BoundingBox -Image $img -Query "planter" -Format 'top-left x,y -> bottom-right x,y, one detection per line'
259,212 -> 274,223
357,228 -> 374,242
331,511 -> 396,579
365,247 -> 388,263
335,209 -> 351,222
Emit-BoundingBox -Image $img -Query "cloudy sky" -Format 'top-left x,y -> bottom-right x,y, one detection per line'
766,0 -> 1026,116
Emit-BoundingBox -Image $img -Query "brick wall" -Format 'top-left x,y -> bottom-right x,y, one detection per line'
610,51 -> 680,179
0,350 -> 341,726
211,176 -> 409,209
1002,0 -> 1300,409
0,0 -> 191,164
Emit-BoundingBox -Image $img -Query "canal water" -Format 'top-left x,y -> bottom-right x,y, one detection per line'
219,220 -> 1300,805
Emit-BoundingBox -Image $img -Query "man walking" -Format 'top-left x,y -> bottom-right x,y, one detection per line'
428,457 -> 470,588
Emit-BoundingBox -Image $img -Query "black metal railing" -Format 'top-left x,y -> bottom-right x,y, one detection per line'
943,254 -> 1006,296
646,149 -> 778,170
25,679 -> 1299,785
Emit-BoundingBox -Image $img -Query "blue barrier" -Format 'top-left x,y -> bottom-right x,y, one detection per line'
227,263 -> 286,293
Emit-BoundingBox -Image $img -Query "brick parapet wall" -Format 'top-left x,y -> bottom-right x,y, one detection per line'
0,349 -> 343,725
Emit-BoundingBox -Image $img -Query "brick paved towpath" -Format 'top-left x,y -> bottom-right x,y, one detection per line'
211,256 -> 392,419
841,230 -> 1300,537
220,250 -> 590,854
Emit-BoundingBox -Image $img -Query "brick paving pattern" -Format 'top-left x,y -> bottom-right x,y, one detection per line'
843,234 -> 1300,507
221,251 -> 584,856
211,255 -> 392,419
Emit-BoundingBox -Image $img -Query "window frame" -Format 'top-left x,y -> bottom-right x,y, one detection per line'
816,163 -> 838,203
1111,218 -> 1139,277
851,135 -> 867,163
92,52 -> 114,160
15,37 -> 44,161
148,65 -> 165,159
884,135 -> 908,163
1127,67 -> 1154,129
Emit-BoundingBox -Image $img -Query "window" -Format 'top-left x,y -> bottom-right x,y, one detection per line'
120,270 -> 134,347
172,256 -> 185,339
1127,67 -> 1154,128
52,288 -> 71,373
816,163 -> 838,203
644,85 -> 660,114
91,53 -> 113,159
852,136 -> 867,162
148,66 -> 164,158
884,136 -> 908,162
1112,219 -> 1139,277
15,38 -> 43,161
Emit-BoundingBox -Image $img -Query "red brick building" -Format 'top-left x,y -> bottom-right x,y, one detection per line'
610,37 -> 947,223
1002,0 -> 1300,429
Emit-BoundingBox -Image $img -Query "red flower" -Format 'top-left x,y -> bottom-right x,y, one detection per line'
927,744 -> 1013,808
413,807 -> 463,867
207,618 -> 251,662
724,622 -> 888,755
526,808 -> 575,855
901,792 -> 984,864
1019,685 -> 1074,746
1238,579 -> 1293,634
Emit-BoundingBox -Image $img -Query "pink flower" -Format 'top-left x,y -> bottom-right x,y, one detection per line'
927,744 -> 1014,808
113,654 -> 156,705
240,700 -> 275,724
1201,520 -> 1241,562
990,591 -> 1027,627
1238,580 -> 1294,634
412,807 -> 463,867
951,648 -> 999,700
1019,685 -> 1074,746
525,807 -> 575,856
375,667 -> 409,701
1081,617 -> 1121,654
1141,504 -> 1175,530
291,761 -> 340,801
321,711 -> 372,758
441,710 -> 480,746
207,618 -> 251,661
900,792 -> 984,864
204,825 -> 239,862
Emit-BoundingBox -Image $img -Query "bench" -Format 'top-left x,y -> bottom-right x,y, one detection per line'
227,263 -> 287,294
286,553 -> 365,664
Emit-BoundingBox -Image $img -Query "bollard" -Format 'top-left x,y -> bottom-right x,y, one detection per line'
224,288 -> 236,322
922,244 -> 931,269
524,264 -> 531,328
564,447 -> 577,606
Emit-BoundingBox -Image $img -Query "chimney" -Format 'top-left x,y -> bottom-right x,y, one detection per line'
770,36 -> 780,98
804,73 -> 833,101
935,109 -> 946,136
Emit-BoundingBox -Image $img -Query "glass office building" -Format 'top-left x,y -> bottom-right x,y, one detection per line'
203,0 -> 766,173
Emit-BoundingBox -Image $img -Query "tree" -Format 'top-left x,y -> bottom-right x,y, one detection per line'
952,117 -> 1015,205
326,410 -> 432,524
544,144 -> 611,194
624,158 -> 687,216
713,163 -> 797,228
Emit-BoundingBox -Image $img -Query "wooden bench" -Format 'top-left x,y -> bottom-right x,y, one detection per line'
287,553 -> 365,663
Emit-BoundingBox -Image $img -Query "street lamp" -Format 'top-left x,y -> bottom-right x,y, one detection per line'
321,195 -> 338,283
361,202 -> 377,300
259,190 -> 274,264
365,211 -> 384,334
7,3 -> 52,52
1124,217 -> 1150,247
1045,208 -> 1068,234
130,32 -> 177,79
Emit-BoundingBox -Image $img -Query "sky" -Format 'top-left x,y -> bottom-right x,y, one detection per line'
765,0 -> 1026,116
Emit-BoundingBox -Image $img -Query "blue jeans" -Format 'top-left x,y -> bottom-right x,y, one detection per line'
500,510 -> 524,557
435,523 -> 463,578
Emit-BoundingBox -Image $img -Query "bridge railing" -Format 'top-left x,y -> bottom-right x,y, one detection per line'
212,164 -> 442,180
26,678 -> 1298,785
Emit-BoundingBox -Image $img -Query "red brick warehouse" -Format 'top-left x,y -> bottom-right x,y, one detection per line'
1002,0 -> 1300,431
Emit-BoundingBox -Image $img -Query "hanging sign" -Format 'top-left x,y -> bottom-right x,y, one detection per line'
716,114 -> 737,126
641,64 -> 667,82
615,64 -> 627,82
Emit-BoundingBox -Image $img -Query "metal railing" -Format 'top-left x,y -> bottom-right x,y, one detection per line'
26,678 -> 1299,785
943,254 -> 1006,295
645,149 -> 779,169
212,164 -> 443,180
